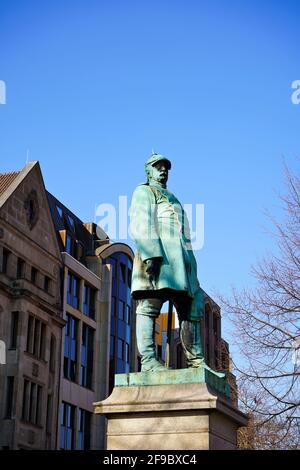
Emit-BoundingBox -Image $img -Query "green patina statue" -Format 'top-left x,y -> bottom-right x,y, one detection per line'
130,152 -> 205,372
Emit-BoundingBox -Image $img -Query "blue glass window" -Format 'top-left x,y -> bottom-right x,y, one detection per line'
83,284 -> 95,319
64,314 -> 78,382
77,408 -> 91,450
80,324 -> 94,389
67,272 -> 80,310
60,402 -> 75,450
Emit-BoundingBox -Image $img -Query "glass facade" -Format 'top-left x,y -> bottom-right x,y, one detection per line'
103,252 -> 133,393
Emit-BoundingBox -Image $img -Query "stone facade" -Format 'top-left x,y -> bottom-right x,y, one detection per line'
0,162 -> 63,449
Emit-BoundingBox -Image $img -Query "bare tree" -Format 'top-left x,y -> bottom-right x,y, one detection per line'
219,163 -> 300,449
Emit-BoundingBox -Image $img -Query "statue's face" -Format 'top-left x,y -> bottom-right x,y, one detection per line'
149,160 -> 169,186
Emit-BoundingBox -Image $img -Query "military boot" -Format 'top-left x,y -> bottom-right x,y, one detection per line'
136,314 -> 165,372
180,320 -> 205,368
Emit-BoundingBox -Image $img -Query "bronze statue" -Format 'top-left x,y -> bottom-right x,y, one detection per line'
130,153 -> 204,372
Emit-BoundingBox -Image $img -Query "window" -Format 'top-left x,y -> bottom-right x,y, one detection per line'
17,258 -> 25,278
39,323 -> 46,359
213,315 -> 219,337
26,315 -> 46,360
2,248 -> 10,274
78,409 -> 91,450
60,402 -> 75,450
10,311 -> 19,349
5,376 -> 14,418
49,335 -> 56,373
64,314 -> 78,382
22,379 -> 42,425
110,335 -> 115,358
66,234 -> 73,255
118,300 -> 125,321
67,272 -> 80,309
119,263 -> 126,283
80,324 -> 94,389
46,394 -> 53,434
205,307 -> 210,364
125,342 -> 130,363
31,267 -> 38,284
44,276 -> 51,292
67,215 -> 75,231
83,284 -> 96,319
117,339 -> 124,360
125,306 -> 131,324
127,268 -> 132,288
56,205 -> 63,218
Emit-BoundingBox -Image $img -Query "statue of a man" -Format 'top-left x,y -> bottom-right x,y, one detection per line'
130,153 -> 204,372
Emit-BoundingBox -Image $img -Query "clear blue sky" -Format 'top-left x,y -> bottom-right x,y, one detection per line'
1,0 -> 300,342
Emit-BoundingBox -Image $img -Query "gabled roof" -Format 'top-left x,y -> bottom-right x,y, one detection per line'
0,161 -> 62,260
0,162 -> 38,208
0,171 -> 20,196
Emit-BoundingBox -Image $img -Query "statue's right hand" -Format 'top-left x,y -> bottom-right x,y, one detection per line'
145,257 -> 162,282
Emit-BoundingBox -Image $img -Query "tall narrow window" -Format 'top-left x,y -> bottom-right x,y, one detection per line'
28,382 -> 36,423
17,258 -> 25,278
80,324 -> 94,389
10,311 -> 19,349
56,205 -> 63,218
119,263 -> 126,283
66,234 -> 73,255
125,342 -> 130,364
44,276 -> 51,293
77,408 -> 91,450
60,402 -> 75,450
125,306 -> 131,325
49,335 -> 56,372
39,323 -> 46,360
36,385 -> 42,425
46,394 -> 53,434
33,320 -> 41,357
31,267 -> 38,285
22,379 -> 29,421
67,272 -> 80,310
118,300 -> 125,320
127,268 -> 132,288
64,314 -> 78,382
5,376 -> 14,418
205,306 -> 210,365
83,284 -> 96,319
26,315 -> 34,354
2,248 -> 10,274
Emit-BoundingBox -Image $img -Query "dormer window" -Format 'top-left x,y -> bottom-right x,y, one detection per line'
67,215 -> 75,231
56,205 -> 63,218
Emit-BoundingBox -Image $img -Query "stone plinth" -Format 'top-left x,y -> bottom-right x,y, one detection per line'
94,368 -> 248,450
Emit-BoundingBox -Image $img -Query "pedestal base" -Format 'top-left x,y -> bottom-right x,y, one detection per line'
94,369 -> 248,450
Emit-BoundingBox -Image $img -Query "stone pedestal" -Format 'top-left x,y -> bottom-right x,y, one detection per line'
94,368 -> 248,450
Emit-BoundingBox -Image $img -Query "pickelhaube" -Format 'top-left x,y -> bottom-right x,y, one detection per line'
145,152 -> 172,171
